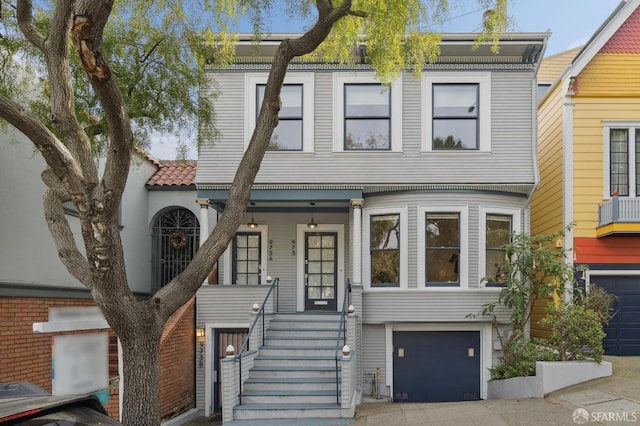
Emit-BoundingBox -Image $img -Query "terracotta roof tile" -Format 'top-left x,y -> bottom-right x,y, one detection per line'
601,6 -> 640,53
147,159 -> 197,187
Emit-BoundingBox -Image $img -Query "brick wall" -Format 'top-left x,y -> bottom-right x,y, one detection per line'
0,295 -> 196,421
159,298 -> 196,420
0,297 -> 120,418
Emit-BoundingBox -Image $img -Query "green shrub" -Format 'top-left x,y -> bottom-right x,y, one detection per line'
540,303 -> 605,362
490,332 -> 560,380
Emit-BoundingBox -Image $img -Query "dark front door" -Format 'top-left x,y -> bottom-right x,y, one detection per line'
305,232 -> 338,311
592,275 -> 640,356
213,329 -> 247,412
393,331 -> 480,402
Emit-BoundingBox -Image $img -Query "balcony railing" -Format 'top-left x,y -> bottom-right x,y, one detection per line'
597,196 -> 640,236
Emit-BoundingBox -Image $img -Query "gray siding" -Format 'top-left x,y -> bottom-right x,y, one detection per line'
197,70 -> 536,185
362,291 -> 510,324
361,325 -> 389,398
196,285 -> 271,324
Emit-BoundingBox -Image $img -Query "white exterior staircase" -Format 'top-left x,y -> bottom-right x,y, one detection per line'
232,312 -> 347,422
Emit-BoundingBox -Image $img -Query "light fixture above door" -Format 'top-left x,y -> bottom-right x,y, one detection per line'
307,202 -> 318,229
248,202 -> 258,228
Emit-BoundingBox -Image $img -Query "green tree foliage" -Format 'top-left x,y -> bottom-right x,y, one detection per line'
472,226 -> 574,365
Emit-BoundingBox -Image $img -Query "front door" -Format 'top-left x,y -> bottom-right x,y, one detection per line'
213,329 -> 247,412
232,232 -> 261,284
305,232 -> 337,311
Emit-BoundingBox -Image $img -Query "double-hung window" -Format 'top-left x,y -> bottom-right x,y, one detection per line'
422,72 -> 491,152
370,214 -> 400,286
417,206 -> 468,288
425,213 -> 460,286
245,73 -> 314,153
485,215 -> 512,285
604,124 -> 640,197
257,84 -> 303,150
432,84 -> 479,149
344,84 -> 390,150
333,73 -> 402,152
479,207 -> 521,287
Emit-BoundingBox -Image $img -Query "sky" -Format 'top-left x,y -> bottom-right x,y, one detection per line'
148,0 -> 623,160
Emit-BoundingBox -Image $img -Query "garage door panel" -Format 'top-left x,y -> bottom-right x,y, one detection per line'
592,275 -> 640,356
393,331 -> 480,403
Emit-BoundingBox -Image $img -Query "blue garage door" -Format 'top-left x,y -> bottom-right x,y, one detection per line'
591,275 -> 640,356
393,331 -> 480,402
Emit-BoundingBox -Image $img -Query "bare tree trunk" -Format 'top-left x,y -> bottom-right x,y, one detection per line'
119,329 -> 162,425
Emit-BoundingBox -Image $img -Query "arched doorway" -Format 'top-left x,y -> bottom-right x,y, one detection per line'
151,207 -> 199,293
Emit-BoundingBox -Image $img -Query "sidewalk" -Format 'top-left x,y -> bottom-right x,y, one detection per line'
186,356 -> 640,426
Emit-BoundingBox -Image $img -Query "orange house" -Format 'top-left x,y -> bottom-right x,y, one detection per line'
531,0 -> 640,355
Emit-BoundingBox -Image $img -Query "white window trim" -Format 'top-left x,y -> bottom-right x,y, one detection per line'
602,121 -> 640,199
363,206 -> 408,290
333,73 -> 403,152
478,207 -> 521,288
417,205 -> 469,289
422,72 -> 491,152
245,73 -> 315,153
222,224 -> 269,285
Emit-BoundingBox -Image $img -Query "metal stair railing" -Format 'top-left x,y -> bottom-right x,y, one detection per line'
334,279 -> 351,405
236,277 -> 279,405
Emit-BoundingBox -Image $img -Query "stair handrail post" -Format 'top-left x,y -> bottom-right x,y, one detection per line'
235,277 -> 280,405
334,279 -> 352,405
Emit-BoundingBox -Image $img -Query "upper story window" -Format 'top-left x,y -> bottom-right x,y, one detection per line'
479,207 -> 521,287
333,73 -> 402,152
432,84 -> 479,150
344,84 -> 390,150
422,72 -> 491,152
604,124 -> 640,197
245,73 -> 314,153
257,84 -> 303,150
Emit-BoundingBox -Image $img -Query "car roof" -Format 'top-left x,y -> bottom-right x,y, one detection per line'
0,394 -> 112,424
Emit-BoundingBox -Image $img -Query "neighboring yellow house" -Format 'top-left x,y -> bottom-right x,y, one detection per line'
531,0 -> 640,355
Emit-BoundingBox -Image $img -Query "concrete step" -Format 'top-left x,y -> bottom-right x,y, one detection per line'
254,356 -> 337,368
267,328 -> 339,338
249,366 -> 339,379
263,336 -> 336,347
241,389 -> 339,404
258,346 -> 337,357
223,418 -> 353,426
244,377 -> 339,392
233,403 -> 342,420
267,319 -> 341,329
272,313 -> 342,322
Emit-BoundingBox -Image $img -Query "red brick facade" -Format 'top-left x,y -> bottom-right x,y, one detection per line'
0,296 -> 196,421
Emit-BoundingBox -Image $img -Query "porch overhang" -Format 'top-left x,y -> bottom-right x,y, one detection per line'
197,187 -> 363,204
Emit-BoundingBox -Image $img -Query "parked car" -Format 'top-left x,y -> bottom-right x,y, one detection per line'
0,382 -> 120,425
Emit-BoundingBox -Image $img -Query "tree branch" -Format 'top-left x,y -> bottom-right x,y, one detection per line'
43,189 -> 94,289
152,0 -> 359,320
0,93 -> 87,196
71,1 -> 133,216
16,0 -> 45,50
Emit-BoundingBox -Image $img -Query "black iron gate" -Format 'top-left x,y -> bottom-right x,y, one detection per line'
151,207 -> 199,292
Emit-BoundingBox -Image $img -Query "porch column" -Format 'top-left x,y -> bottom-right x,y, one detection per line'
196,198 -> 211,285
350,199 -> 364,286
196,198 -> 209,247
